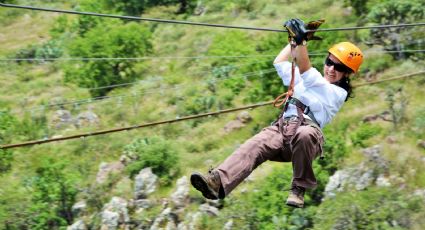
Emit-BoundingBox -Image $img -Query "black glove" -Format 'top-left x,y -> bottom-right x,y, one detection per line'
284,18 -> 307,45
283,19 -> 325,45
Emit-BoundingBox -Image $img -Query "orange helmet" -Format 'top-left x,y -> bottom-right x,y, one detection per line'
328,42 -> 363,73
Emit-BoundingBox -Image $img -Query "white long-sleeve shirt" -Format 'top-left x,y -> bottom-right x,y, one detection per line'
273,61 -> 347,128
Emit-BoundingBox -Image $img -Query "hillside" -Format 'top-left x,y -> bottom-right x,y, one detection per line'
0,0 -> 424,229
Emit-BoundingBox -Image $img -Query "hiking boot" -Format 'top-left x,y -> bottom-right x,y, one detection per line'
190,169 -> 222,200
286,185 -> 305,208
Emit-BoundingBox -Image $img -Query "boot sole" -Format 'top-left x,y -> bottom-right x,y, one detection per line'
190,173 -> 218,200
286,200 -> 304,208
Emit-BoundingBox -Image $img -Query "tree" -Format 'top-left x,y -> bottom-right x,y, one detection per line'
367,0 -> 425,60
28,159 -> 78,229
64,21 -> 153,97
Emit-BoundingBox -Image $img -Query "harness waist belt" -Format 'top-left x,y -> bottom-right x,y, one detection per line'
287,97 -> 320,127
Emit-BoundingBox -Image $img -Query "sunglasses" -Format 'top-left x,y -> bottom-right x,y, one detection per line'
325,57 -> 352,73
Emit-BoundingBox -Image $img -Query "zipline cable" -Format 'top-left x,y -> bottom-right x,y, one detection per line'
1,3 -> 425,32
1,50 -> 424,62
1,70 -> 424,150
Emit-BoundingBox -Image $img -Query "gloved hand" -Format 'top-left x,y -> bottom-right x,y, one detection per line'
283,19 -> 325,45
283,18 -> 307,45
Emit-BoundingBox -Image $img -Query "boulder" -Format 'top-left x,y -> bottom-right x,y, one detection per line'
67,220 -> 87,230
150,207 -> 178,230
134,168 -> 158,199
72,200 -> 87,218
170,176 -> 190,208
96,162 -> 125,184
237,111 -> 252,123
101,210 -> 119,230
75,111 -> 99,128
324,145 -> 390,198
199,203 -> 219,216
51,109 -> 73,129
223,111 -> 252,133
101,197 -> 130,230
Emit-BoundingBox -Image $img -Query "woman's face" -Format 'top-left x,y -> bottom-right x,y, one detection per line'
323,54 -> 348,83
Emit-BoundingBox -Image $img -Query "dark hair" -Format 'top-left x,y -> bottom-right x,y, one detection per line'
333,75 -> 353,101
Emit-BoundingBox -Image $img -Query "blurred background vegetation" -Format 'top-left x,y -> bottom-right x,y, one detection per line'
0,0 -> 424,229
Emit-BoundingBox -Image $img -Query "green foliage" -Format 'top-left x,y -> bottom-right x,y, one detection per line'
64,21 -> 152,97
124,136 -> 180,184
319,125 -> 349,173
314,188 -> 425,229
14,39 -> 64,63
207,31 -> 257,67
344,0 -> 369,17
360,54 -> 393,76
0,110 -> 17,173
27,158 -> 78,229
103,0 -> 196,15
367,0 -> 425,60
217,167 -> 318,229
413,106 -> 425,137
0,149 -> 13,173
72,0 -> 105,36
350,122 -> 382,147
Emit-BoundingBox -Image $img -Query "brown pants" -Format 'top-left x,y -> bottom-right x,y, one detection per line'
216,117 -> 324,196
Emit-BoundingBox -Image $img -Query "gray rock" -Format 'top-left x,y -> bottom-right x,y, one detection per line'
72,201 -> 87,217
171,176 -> 189,208
223,219 -> 234,230
199,203 -> 219,216
223,120 -> 245,133
135,199 -> 152,209
355,169 -> 374,190
237,111 -> 252,123
75,111 -> 99,128
223,111 -> 252,133
324,145 -> 391,199
134,168 -> 158,199
52,109 -> 73,129
101,210 -> 119,230
96,162 -> 125,184
376,175 -> 391,187
150,207 -> 178,230
179,212 -> 201,230
67,220 -> 87,230
101,197 -> 130,230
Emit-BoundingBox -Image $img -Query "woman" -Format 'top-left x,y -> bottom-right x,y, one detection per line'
190,19 -> 363,208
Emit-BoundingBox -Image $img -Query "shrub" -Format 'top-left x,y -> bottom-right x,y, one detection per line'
124,136 -> 180,184
28,159 -> 78,229
350,122 -> 382,147
64,21 -> 152,97
14,39 -> 64,63
314,188 -> 425,229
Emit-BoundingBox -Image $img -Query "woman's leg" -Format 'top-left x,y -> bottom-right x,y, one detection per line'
217,125 -> 286,196
290,125 -> 323,189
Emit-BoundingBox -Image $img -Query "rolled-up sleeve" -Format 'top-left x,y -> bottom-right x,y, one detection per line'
274,61 -> 301,86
